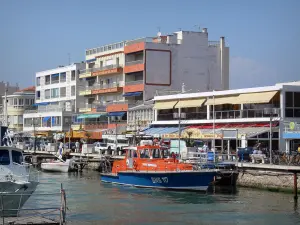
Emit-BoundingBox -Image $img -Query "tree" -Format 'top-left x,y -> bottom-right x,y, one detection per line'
186,130 -> 194,147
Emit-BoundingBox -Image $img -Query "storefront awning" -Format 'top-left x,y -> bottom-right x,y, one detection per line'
123,92 -> 143,97
205,95 -> 239,105
175,98 -> 206,108
154,101 -> 178,110
234,91 -> 278,104
108,112 -> 126,117
86,58 -> 96,63
77,113 -> 107,119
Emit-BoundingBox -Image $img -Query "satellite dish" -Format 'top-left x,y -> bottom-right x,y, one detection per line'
157,32 -> 162,37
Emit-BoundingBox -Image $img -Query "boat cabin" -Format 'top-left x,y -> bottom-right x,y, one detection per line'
0,146 -> 23,167
112,145 -> 193,173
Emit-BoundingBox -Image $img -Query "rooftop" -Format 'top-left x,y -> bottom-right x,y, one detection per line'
154,81 -> 300,101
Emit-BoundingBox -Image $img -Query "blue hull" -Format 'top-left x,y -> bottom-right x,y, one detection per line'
100,171 -> 217,192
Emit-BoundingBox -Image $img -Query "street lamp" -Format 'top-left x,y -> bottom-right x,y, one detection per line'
264,108 -> 280,164
173,109 -> 186,159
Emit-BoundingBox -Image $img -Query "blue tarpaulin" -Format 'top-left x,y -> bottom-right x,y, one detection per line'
33,102 -> 49,106
123,92 -> 143,97
107,112 -> 126,117
43,117 -> 50,122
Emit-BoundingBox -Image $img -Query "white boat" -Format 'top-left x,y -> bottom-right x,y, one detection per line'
41,157 -> 75,173
0,146 -> 39,217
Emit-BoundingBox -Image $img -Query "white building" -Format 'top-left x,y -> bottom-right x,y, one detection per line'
1,87 -> 35,131
23,63 -> 85,133
147,81 -> 300,152
79,28 -> 229,134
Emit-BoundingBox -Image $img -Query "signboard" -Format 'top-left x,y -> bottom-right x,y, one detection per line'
222,129 -> 238,139
161,128 -> 223,139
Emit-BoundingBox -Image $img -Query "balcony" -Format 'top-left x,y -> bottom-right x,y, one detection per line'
79,82 -> 124,96
124,80 -> 144,93
24,106 -> 66,114
125,60 -> 143,66
79,65 -> 123,78
83,121 -> 108,131
78,102 -> 107,113
124,62 -> 144,74
157,108 -> 281,121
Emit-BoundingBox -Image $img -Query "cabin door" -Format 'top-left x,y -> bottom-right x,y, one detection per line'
127,150 -> 133,169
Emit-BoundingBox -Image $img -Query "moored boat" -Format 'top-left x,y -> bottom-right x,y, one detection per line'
0,146 -> 39,217
41,157 -> 75,173
100,145 -> 217,191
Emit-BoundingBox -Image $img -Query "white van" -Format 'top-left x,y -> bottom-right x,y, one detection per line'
107,138 -> 129,155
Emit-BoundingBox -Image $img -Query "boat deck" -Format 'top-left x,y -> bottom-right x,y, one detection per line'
1,216 -> 59,224
102,169 -> 218,176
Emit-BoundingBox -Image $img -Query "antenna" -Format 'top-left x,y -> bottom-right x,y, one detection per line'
68,53 -> 71,65
194,25 -> 201,31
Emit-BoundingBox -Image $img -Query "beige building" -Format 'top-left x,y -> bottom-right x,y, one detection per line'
2,87 -> 35,131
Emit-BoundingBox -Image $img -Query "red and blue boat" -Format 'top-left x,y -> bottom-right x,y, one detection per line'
100,145 -> 217,191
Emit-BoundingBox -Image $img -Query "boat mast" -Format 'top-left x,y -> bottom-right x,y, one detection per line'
4,82 -> 8,127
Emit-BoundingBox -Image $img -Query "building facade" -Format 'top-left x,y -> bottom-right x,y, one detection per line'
79,28 -> 229,134
1,87 -> 35,131
147,81 -> 300,152
0,81 -> 19,106
23,63 -> 85,134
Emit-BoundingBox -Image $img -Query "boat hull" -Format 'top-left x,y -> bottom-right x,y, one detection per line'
41,163 -> 69,173
0,181 -> 39,217
101,171 -> 216,191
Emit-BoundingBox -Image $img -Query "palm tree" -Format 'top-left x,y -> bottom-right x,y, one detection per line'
186,130 -> 194,147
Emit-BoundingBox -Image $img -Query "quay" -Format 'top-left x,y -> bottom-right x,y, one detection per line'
2,216 -> 59,225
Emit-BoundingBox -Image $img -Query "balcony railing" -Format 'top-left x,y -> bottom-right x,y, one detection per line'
51,80 -> 59,84
125,37 -> 154,46
125,60 -> 143,66
24,106 -> 66,114
79,64 -> 121,74
125,80 -> 143,86
45,81 -> 50,85
157,108 -> 281,121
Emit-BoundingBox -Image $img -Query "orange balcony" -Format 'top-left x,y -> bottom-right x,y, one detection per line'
91,86 -> 123,95
124,42 -> 145,54
106,103 -> 128,112
92,67 -> 123,77
124,63 -> 144,74
107,123 -> 127,129
124,82 -> 144,93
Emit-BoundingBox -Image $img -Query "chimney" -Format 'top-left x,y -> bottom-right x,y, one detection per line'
202,28 -> 207,33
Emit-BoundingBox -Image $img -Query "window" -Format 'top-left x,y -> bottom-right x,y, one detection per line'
152,149 -> 161,159
12,150 -> 23,164
51,116 -> 61,126
31,99 -> 34,105
0,150 -> 10,165
60,72 -> 66,82
60,87 -> 66,97
51,74 -> 59,84
14,98 -> 18,105
71,70 -> 76,80
71,86 -> 75,96
36,77 -> 40,86
140,149 -> 150,159
18,115 -> 23,124
18,98 -> 24,105
45,89 -> 50,99
45,75 -> 51,85
13,116 -> 18,125
285,92 -> 300,118
51,88 -> 59,98
36,91 -> 40,99
25,99 -> 29,105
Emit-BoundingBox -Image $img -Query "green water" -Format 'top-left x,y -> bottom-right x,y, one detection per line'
24,171 -> 300,225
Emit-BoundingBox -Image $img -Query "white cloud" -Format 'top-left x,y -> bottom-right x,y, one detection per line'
230,57 -> 279,89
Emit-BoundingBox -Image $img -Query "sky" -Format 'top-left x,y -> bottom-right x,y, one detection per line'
0,0 -> 299,89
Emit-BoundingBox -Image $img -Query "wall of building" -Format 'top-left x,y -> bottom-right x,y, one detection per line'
0,82 -> 19,105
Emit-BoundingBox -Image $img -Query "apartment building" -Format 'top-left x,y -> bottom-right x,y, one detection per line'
146,81 -> 300,152
23,63 -> 85,135
79,28 -> 229,135
0,81 -> 19,106
1,87 -> 35,131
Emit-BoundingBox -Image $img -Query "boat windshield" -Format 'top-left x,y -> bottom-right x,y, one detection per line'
140,149 -> 150,159
0,150 -> 10,165
152,148 -> 161,159
12,150 -> 23,164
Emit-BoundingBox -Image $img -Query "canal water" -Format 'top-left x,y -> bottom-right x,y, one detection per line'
24,170 -> 300,225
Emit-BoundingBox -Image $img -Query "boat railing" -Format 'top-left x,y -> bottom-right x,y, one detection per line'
0,183 -> 66,224
1,163 -> 40,183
